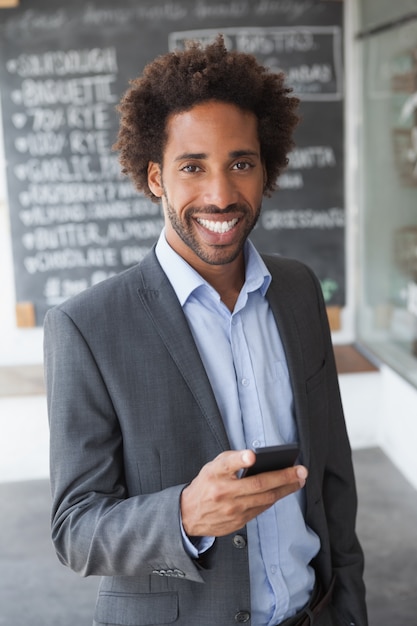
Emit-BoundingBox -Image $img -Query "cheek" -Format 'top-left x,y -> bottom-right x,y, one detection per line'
244,181 -> 264,206
165,180 -> 200,209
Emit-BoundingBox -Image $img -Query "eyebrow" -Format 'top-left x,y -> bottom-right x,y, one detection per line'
175,152 -> 206,161
174,149 -> 260,161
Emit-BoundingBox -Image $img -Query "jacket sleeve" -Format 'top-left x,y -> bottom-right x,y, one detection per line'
44,306 -> 206,583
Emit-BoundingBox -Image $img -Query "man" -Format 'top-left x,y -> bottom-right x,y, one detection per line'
45,36 -> 367,626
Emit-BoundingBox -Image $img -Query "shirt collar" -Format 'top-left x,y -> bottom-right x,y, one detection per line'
155,229 -> 271,307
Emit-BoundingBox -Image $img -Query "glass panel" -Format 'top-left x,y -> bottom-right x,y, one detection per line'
357,15 -> 417,387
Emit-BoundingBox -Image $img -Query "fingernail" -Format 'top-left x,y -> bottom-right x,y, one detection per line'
242,451 -> 251,464
296,466 -> 308,480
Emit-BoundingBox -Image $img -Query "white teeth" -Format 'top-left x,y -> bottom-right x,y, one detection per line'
197,218 -> 238,233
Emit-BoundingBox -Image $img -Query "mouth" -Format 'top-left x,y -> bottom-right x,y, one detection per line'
196,217 -> 239,234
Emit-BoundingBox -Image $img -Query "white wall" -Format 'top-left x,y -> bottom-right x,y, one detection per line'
340,368 -> 417,492
378,365 -> 417,490
0,395 -> 49,482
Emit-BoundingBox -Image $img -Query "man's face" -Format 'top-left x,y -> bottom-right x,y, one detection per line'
148,101 -> 265,272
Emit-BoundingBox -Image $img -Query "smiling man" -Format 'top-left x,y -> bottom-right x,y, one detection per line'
45,36 -> 368,626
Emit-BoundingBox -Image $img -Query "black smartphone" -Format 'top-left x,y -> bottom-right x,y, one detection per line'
241,443 -> 300,477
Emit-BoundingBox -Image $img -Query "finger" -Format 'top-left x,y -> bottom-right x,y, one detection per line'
244,482 -> 302,518
241,465 -> 308,493
296,465 -> 308,487
210,449 -> 256,476
239,470 -> 307,515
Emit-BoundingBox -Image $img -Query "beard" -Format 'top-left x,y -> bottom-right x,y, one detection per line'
164,196 -> 261,267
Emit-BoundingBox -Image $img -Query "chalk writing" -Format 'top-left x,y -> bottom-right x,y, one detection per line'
22,219 -> 164,251
193,0 -> 248,19
15,75 -> 117,108
14,155 -> 116,183
278,172 -> 304,189
254,0 -> 315,20
278,145 -> 336,188
6,47 -> 117,78
1,42 -> 160,315
18,179 -> 139,206
24,248 -> 119,273
5,10 -> 67,36
237,30 -> 316,54
288,146 -> 336,169
262,208 -> 345,230
83,3 -> 188,26
19,205 -> 87,227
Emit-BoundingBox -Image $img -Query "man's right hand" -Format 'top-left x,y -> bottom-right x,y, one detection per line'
180,449 -> 308,538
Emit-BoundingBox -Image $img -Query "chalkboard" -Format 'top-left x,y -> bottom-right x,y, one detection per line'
0,0 -> 344,326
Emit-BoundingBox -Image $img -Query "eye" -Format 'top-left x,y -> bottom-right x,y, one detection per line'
232,161 -> 253,171
180,164 -> 201,173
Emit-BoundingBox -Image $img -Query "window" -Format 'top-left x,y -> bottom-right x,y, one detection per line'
357,8 -> 417,387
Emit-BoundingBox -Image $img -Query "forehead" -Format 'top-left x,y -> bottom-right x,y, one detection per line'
163,101 -> 260,158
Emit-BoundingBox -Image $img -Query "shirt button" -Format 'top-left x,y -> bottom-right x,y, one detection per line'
235,611 -> 250,623
241,378 -> 249,387
252,439 -> 261,448
232,534 -> 247,549
270,565 -> 277,574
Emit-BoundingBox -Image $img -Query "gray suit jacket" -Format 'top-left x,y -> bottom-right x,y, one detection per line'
44,248 -> 367,626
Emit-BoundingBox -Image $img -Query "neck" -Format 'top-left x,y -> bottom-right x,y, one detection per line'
197,255 -> 245,312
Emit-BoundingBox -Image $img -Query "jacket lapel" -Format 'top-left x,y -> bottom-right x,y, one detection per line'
136,249 -> 230,452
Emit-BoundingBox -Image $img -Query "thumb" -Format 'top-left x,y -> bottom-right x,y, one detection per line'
212,449 -> 256,476
241,449 -> 256,469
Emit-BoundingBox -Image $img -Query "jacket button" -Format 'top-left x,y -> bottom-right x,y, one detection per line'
235,611 -> 250,622
233,534 -> 247,549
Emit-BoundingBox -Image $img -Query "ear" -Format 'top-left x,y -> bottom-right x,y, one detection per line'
147,162 -> 163,198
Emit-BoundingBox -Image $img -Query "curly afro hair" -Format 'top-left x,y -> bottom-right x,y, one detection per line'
114,34 -> 300,201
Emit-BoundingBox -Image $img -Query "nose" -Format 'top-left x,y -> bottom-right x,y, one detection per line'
202,171 -> 238,209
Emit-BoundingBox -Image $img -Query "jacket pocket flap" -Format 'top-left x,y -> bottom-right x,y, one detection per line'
95,592 -> 178,625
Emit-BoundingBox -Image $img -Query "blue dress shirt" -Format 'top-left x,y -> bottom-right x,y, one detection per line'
155,231 -> 320,626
